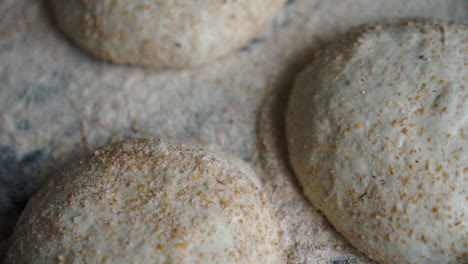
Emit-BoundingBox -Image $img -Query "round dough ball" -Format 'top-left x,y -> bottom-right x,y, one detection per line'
5,139 -> 283,263
48,0 -> 285,68
286,20 -> 467,264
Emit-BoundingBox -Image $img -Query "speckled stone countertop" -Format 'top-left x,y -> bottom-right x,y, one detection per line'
0,0 -> 467,263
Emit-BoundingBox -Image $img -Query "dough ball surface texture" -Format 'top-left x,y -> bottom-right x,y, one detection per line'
286,20 -> 467,264
5,139 -> 283,264
49,0 -> 285,68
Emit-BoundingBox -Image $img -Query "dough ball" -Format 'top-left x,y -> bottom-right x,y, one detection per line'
286,20 -> 467,264
48,0 -> 285,68
5,139 -> 283,263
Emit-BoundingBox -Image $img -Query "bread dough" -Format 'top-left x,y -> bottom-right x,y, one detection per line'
286,20 -> 467,264
48,0 -> 285,68
4,139 -> 284,263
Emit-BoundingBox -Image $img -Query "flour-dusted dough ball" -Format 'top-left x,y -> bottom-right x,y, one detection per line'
48,0 -> 285,68
5,139 -> 283,264
287,20 -> 467,264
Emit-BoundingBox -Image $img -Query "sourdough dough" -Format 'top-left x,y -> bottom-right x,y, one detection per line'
286,20 -> 467,264
48,0 -> 285,68
4,139 -> 284,263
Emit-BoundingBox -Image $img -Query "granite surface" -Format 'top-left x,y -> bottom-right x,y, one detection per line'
0,0 -> 467,262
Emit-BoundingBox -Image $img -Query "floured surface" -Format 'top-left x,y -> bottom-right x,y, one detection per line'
0,0 -> 467,263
